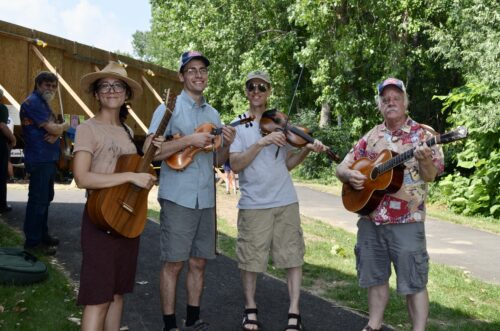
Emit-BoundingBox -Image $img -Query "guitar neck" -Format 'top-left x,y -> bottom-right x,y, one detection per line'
139,100 -> 175,172
378,136 -> 437,174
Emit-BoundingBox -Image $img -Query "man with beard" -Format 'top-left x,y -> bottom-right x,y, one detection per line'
20,72 -> 69,255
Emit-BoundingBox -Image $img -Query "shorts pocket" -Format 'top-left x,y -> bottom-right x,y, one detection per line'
410,250 -> 429,289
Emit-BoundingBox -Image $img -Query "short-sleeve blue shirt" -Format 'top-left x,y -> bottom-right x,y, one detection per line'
20,91 -> 60,163
148,90 -> 222,209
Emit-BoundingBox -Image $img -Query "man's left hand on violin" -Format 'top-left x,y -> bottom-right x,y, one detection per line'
305,139 -> 328,153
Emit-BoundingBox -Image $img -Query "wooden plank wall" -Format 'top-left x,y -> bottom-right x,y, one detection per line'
0,20 -> 182,137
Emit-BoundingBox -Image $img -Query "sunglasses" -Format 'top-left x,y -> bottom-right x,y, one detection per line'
246,83 -> 268,93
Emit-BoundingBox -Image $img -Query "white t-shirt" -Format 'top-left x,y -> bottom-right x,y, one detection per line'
230,113 -> 298,209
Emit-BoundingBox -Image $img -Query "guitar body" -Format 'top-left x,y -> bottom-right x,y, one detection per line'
86,154 -> 156,238
342,150 -> 404,215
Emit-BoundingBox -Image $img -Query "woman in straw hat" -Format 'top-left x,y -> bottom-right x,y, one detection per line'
73,61 -> 157,330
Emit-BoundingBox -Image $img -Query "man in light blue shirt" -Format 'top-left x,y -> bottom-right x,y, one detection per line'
146,51 -> 235,331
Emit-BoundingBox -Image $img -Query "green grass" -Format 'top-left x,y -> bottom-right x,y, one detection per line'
0,221 -> 81,330
217,215 -> 500,331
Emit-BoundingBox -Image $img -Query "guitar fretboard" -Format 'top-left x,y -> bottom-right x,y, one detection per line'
377,136 -> 437,174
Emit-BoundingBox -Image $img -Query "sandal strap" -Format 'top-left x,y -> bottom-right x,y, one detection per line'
364,325 -> 382,331
244,308 -> 258,315
284,313 -> 304,331
287,313 -> 301,321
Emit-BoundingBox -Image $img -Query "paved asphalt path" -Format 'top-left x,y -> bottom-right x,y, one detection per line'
3,184 -> 499,330
294,184 -> 500,284
4,187 -> 388,331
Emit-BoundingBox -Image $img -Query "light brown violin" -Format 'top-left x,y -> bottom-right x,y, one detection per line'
166,114 -> 254,171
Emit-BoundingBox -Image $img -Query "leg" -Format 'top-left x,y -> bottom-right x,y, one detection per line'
81,302 -> 111,331
406,289 -> 428,331
364,283 -> 389,330
285,266 -> 303,330
241,269 -> 260,330
160,261 -> 184,314
186,257 -> 207,306
104,294 -> 124,330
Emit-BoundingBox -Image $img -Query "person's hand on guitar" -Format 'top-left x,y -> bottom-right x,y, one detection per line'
414,142 -> 438,181
44,133 -> 60,144
346,169 -> 367,191
150,135 -> 166,157
130,172 -> 157,190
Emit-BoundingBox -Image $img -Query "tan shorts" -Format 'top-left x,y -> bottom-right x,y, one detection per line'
236,203 -> 304,272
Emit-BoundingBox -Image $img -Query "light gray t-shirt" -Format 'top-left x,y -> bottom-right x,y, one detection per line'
230,112 -> 298,209
149,90 -> 222,209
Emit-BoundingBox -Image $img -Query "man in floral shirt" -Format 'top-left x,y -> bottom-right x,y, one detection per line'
336,78 -> 444,331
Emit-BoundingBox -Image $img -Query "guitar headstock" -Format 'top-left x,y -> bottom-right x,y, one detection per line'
438,126 -> 468,144
237,113 -> 255,128
162,89 -> 179,112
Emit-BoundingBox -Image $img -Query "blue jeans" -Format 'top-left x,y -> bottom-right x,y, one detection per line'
23,162 -> 56,247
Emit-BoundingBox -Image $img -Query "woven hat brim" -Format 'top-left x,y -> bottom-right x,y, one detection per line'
80,72 -> 143,101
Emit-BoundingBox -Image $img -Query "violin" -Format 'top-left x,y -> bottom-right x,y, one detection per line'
259,108 -> 340,162
166,114 -> 254,171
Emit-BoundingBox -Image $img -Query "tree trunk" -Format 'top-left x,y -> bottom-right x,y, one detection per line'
319,102 -> 331,128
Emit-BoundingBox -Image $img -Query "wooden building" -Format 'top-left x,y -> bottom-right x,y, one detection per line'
0,19 -> 182,140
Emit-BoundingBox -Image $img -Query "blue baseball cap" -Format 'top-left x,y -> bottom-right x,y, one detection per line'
179,51 -> 210,72
377,77 -> 406,95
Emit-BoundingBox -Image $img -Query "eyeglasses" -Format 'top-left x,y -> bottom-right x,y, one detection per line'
246,83 -> 268,93
97,82 -> 126,94
184,67 -> 209,76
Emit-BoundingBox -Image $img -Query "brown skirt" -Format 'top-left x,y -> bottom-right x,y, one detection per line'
77,206 -> 140,306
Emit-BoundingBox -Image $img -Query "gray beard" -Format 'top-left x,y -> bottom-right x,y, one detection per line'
42,91 -> 55,102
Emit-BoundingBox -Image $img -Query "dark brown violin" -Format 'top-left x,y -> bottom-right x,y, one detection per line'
260,108 -> 340,162
166,114 -> 255,171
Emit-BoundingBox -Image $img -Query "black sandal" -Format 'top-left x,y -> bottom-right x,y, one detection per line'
283,313 -> 304,331
363,325 -> 382,331
241,308 -> 263,331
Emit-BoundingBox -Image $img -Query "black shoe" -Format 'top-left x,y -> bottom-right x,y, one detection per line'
0,204 -> 12,212
42,234 -> 59,246
24,243 -> 57,256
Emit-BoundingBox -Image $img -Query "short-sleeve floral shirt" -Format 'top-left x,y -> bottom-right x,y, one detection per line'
343,118 -> 444,225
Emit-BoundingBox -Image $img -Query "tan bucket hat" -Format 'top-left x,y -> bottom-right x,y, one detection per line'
80,61 -> 143,100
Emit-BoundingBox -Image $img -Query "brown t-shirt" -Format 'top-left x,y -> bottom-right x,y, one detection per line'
73,117 -> 136,174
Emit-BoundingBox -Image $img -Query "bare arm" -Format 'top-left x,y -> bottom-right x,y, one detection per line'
285,139 -> 327,171
0,123 -> 16,148
214,126 -> 236,167
230,131 -> 287,173
40,121 -> 69,136
336,158 -> 367,190
414,144 -> 439,182
72,151 -> 156,190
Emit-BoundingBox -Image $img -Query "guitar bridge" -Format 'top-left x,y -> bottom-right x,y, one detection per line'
120,201 -> 135,214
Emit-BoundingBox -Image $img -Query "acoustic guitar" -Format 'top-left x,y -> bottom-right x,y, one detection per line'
166,114 -> 255,171
86,90 -> 176,238
341,126 -> 468,215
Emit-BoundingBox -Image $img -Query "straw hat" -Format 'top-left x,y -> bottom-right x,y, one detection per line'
80,61 -> 143,100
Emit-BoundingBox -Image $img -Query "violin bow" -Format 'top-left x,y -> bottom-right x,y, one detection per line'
275,64 -> 305,158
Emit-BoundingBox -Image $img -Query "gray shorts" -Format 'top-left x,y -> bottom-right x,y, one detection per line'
236,203 -> 305,272
354,219 -> 429,295
159,199 -> 216,262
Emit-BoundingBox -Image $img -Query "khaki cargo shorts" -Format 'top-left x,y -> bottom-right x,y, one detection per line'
236,203 -> 305,273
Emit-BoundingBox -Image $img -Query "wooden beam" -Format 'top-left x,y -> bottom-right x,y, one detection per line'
0,83 -> 20,111
30,45 -> 94,117
126,105 -> 148,134
141,75 -> 163,104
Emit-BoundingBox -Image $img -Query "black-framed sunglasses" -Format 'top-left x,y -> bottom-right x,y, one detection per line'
246,82 -> 268,93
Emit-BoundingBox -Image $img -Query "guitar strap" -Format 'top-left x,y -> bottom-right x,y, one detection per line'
121,121 -> 144,156
420,123 -> 438,136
